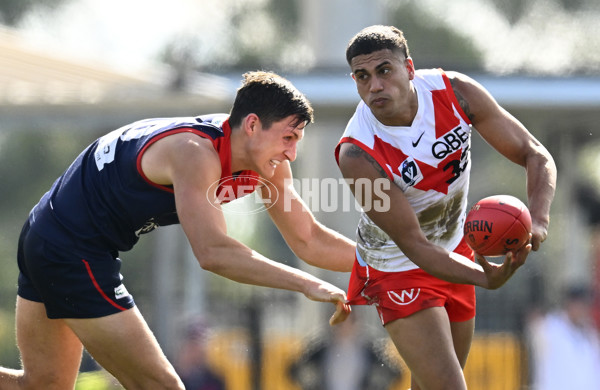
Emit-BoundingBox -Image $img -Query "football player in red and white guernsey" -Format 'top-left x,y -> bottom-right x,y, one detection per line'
336,25 -> 556,390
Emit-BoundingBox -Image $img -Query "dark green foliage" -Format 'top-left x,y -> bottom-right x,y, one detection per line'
388,3 -> 484,72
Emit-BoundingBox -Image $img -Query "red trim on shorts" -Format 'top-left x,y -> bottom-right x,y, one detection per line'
82,259 -> 127,312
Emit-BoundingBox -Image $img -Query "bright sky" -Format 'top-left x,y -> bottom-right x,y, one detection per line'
19,0 -> 230,74
16,0 -> 600,76
422,0 -> 600,75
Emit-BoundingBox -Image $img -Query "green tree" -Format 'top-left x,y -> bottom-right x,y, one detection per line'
388,2 -> 484,72
160,0 -> 303,88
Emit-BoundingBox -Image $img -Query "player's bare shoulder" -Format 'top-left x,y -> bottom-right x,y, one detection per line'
338,143 -> 388,179
141,132 -> 219,186
446,71 -> 498,125
446,71 -> 476,122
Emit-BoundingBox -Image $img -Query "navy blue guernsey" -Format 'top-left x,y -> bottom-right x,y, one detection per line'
29,114 -> 260,252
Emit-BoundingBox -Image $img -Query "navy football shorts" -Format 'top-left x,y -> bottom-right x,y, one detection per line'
16,220 -> 136,319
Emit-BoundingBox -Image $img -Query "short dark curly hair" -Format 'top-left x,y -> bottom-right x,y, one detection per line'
229,71 -> 314,130
346,25 -> 410,65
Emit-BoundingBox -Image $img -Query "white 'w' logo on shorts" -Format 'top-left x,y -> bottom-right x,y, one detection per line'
388,288 -> 421,305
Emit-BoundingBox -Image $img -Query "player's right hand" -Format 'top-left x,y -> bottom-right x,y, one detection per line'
303,281 -> 351,325
329,300 -> 351,325
475,236 -> 531,289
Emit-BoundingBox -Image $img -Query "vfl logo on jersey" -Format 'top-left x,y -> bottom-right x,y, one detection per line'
387,288 -> 421,305
400,157 -> 423,186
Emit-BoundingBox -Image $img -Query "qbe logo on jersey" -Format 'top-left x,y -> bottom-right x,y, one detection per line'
387,288 -> 421,305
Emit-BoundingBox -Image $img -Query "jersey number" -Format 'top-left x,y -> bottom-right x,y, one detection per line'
442,145 -> 469,185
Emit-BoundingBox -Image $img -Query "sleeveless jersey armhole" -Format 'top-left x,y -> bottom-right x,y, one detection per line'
439,69 -> 472,125
136,128 -> 216,193
336,137 -> 394,181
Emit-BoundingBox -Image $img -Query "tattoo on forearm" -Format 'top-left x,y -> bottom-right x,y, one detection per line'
450,78 -> 475,122
344,144 -> 388,178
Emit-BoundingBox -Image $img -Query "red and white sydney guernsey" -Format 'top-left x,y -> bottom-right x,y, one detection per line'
335,68 -> 473,272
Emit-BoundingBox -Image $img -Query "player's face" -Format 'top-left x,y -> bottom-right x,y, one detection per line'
350,49 -> 416,126
251,115 -> 305,178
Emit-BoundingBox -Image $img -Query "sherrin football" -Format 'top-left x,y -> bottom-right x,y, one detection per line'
463,195 -> 532,257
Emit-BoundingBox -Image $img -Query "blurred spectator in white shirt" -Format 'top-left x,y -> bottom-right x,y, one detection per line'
528,286 -> 600,390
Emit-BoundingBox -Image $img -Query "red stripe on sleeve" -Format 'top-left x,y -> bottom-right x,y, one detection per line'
440,69 -> 471,125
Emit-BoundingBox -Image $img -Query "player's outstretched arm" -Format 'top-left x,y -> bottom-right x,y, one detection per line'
262,160 -> 356,272
141,132 -> 351,321
447,71 -> 557,252
338,142 -> 523,289
303,280 -> 351,325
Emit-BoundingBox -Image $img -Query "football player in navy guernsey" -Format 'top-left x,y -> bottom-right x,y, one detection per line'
335,26 -> 557,390
0,71 -> 355,389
